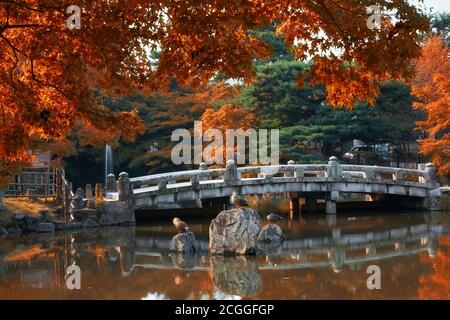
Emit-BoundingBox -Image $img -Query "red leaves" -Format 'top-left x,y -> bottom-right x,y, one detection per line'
0,0 -> 429,172
412,36 -> 450,176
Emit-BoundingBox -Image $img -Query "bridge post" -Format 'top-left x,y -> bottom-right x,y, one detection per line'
424,163 -> 438,185
118,172 -> 132,202
224,159 -> 239,183
105,173 -> 117,192
157,177 -> 168,190
421,163 -> 441,211
327,156 -> 341,179
285,160 -> 295,178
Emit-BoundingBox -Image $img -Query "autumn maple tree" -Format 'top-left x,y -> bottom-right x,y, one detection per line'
0,0 -> 429,180
201,104 -> 256,165
412,36 -> 450,177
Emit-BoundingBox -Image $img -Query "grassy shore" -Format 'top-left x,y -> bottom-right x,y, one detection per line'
0,197 -> 58,227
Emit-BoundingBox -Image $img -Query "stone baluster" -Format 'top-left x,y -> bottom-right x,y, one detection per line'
285,160 -> 295,178
327,156 -> 341,179
198,162 -> 209,182
118,172 -> 132,202
424,163 -> 437,185
393,170 -> 404,181
158,177 -> 168,190
190,175 -> 199,190
224,160 -> 239,184
105,173 -> 117,192
364,169 -> 375,180
199,162 -> 208,171
418,163 -> 426,183
421,163 -> 441,211
325,157 -> 340,215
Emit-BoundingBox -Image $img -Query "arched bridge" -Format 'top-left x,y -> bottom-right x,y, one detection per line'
106,158 -> 442,213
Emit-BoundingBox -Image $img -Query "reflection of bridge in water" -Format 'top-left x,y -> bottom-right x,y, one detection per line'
133,222 -> 448,273
105,159 -> 443,214
1,215 -> 449,299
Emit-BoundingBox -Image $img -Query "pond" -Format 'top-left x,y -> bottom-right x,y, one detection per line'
0,211 -> 449,300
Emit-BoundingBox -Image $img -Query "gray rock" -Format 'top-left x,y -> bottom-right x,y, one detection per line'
170,231 -> 198,254
26,215 -> 41,226
98,201 -> 135,226
98,214 -> 115,226
72,209 -> 97,222
0,226 -> 7,235
53,220 -> 83,231
33,222 -> 55,233
7,225 -> 23,236
52,220 -> 66,230
65,222 -> 83,230
210,255 -> 261,296
82,218 -> 100,229
209,207 -> 261,255
73,188 -> 86,209
13,213 -> 26,222
39,210 -> 49,220
257,224 -> 285,244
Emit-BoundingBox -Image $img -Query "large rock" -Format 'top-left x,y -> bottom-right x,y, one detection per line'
33,222 -> 55,233
170,232 -> 198,254
98,201 -> 135,226
53,221 -> 83,231
7,226 -> 23,236
257,224 -> 285,244
72,209 -> 97,222
209,207 -> 261,255
26,215 -> 41,226
13,213 -> 27,223
0,227 -> 7,235
82,218 -> 100,229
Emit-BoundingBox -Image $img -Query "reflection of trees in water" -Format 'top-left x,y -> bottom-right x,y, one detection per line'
1,214 -> 450,300
210,255 -> 261,297
419,235 -> 450,300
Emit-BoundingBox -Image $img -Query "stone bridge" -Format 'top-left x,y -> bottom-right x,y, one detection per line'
106,158 -> 442,214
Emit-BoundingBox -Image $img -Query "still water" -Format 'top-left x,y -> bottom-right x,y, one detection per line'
0,211 -> 449,300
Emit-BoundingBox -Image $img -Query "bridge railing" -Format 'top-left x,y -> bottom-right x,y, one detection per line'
127,158 -> 438,194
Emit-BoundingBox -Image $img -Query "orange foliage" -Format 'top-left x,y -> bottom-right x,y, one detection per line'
418,235 -> 450,300
412,36 -> 450,176
0,0 -> 429,172
201,104 -> 256,165
201,104 -> 256,134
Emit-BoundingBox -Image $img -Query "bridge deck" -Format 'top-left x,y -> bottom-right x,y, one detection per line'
111,161 -> 441,211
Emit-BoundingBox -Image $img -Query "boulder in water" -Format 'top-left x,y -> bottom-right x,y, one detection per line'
257,224 -> 285,244
209,207 -> 261,255
170,231 -> 198,254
